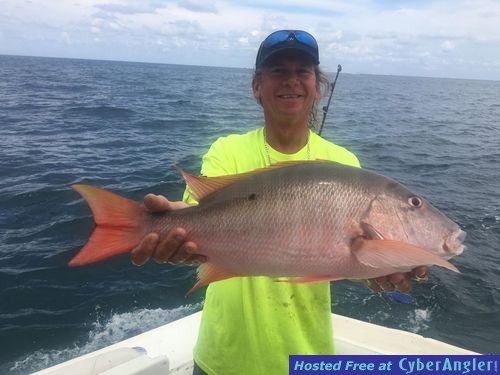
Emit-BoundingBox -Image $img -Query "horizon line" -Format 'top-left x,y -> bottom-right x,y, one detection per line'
1,53 -> 498,83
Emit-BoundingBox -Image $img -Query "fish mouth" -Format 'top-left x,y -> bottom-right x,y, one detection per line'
443,229 -> 466,257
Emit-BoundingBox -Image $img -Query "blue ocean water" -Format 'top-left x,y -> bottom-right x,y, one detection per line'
0,55 -> 499,373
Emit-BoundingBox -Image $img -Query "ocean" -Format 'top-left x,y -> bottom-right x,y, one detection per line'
0,54 -> 499,373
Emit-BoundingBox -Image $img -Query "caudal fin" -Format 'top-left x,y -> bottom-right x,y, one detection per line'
69,184 -> 146,266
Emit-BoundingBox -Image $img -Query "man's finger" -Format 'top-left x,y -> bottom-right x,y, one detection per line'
144,194 -> 191,213
365,279 -> 382,293
374,276 -> 395,291
131,233 -> 159,266
183,241 -> 198,254
144,194 -> 171,212
394,278 -> 411,293
387,272 -> 406,285
153,227 -> 187,263
184,254 -> 207,264
170,242 -> 203,264
411,266 -> 429,281
387,272 -> 413,293
167,245 -> 193,264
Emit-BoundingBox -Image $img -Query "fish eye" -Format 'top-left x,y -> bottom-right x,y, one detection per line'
408,196 -> 423,208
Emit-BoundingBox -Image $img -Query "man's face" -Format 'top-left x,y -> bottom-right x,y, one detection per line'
253,53 -> 320,124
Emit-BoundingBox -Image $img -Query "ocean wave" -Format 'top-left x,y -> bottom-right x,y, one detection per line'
7,303 -> 202,374
64,105 -> 137,118
403,308 -> 432,334
1,56 -> 499,365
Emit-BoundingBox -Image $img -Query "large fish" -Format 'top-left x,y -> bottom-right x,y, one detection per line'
70,160 -> 465,294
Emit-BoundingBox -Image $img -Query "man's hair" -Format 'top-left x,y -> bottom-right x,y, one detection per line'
252,66 -> 331,132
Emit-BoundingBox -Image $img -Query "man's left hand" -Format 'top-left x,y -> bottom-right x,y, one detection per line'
364,266 -> 429,293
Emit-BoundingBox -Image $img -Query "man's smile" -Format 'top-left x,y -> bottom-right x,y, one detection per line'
277,94 -> 303,99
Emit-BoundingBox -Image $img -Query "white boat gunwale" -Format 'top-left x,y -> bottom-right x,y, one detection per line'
32,311 -> 477,375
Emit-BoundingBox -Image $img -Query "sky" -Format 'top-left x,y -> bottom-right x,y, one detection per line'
1,0 -> 499,80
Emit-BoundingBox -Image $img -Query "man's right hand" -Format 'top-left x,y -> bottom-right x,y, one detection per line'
130,194 -> 206,266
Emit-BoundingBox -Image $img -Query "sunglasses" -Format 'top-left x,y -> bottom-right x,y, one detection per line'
261,30 -> 318,50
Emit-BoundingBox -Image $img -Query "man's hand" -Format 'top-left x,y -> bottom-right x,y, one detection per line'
130,194 -> 206,266
364,266 -> 429,293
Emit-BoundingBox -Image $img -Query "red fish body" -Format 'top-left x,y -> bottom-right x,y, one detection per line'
70,161 -> 465,294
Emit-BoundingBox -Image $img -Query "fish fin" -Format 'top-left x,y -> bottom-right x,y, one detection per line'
276,275 -> 344,284
173,165 -> 245,201
174,160 -> 328,201
186,263 -> 240,296
259,160 -> 324,168
69,184 -> 146,266
353,238 -> 460,273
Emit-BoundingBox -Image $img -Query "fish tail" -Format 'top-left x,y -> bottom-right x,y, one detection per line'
69,184 -> 147,266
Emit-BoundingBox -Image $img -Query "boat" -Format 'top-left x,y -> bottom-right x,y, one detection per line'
33,311 -> 477,375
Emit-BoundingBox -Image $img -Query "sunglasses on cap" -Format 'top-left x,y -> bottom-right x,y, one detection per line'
256,30 -> 319,69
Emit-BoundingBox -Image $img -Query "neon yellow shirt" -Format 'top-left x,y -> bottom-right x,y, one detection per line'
183,127 -> 360,375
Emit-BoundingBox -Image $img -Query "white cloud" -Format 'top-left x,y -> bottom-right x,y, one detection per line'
95,1 -> 167,15
178,0 -> 218,13
60,31 -> 71,45
238,37 -> 249,45
0,0 -> 499,79
441,40 -> 456,52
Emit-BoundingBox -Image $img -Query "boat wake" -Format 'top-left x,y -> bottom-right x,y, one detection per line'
8,303 -> 201,374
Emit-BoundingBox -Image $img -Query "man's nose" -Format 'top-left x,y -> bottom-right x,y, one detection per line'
283,72 -> 300,86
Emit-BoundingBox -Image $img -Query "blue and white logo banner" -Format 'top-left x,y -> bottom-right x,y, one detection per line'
289,355 -> 499,375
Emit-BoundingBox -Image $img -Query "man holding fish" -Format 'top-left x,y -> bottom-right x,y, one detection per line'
71,30 -> 465,374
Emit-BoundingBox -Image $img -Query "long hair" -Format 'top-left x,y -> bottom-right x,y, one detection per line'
252,65 -> 331,132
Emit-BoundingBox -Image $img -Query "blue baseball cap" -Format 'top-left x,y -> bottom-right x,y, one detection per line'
255,30 -> 320,69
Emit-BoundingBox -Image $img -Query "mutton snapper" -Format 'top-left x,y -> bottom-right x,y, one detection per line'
69,160 -> 465,294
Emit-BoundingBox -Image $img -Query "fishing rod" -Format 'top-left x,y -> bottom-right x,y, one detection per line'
318,64 -> 342,136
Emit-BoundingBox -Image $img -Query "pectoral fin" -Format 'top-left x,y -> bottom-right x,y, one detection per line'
360,222 -> 385,240
352,238 -> 459,273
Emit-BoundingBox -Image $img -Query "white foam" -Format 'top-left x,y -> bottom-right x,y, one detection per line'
9,303 -> 201,374
404,308 -> 432,333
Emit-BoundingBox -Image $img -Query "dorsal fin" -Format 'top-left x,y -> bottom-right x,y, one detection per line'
174,160 -> 324,201
173,165 -> 244,201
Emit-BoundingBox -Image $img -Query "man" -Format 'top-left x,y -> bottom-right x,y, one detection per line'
131,30 -> 427,374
